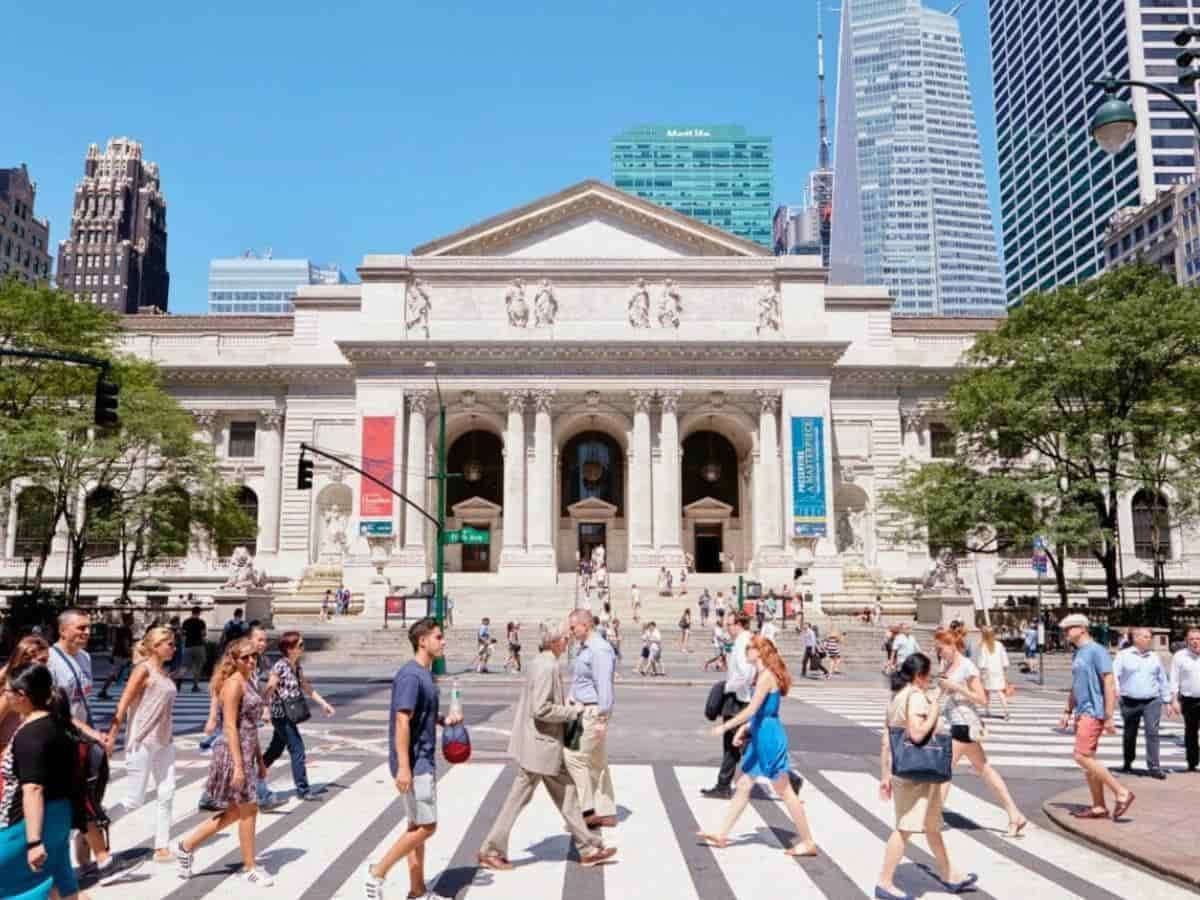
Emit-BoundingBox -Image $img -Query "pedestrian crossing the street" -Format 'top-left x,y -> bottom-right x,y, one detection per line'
90,688 -> 216,744
793,685 -> 1190,770
87,761 -> 1192,899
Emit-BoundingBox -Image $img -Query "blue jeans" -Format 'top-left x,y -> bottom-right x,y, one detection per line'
0,798 -> 77,900
263,716 -> 309,795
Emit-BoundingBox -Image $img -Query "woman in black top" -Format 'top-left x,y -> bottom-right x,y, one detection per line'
0,663 -> 81,899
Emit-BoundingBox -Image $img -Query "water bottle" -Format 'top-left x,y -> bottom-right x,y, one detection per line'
449,678 -> 463,718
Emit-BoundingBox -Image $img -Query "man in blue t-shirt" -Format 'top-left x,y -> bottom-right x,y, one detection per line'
365,617 -> 462,900
1059,613 -> 1135,821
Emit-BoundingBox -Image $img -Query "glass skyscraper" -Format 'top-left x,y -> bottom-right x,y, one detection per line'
830,0 -> 1006,315
611,125 -> 773,246
208,254 -> 347,314
989,0 -> 1187,304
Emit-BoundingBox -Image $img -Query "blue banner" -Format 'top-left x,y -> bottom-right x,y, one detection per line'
791,416 -> 827,538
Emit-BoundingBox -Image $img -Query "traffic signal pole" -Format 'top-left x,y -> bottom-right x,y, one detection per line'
433,402 -> 447,675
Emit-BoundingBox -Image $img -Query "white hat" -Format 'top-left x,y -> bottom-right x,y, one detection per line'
1059,613 -> 1090,631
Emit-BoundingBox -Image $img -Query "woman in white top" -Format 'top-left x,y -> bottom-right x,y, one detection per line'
974,627 -> 1012,720
933,627 -> 1027,838
106,626 -> 179,862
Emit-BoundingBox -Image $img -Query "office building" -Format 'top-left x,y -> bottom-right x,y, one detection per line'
0,164 -> 51,283
830,0 -> 1006,315
208,253 -> 349,314
56,137 -> 169,313
612,125 -> 773,246
989,0 -> 1197,303
1104,179 -> 1200,285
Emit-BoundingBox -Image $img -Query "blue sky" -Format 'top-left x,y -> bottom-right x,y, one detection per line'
7,0 -> 998,314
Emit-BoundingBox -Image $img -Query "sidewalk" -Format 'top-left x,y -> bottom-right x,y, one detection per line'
1043,770 -> 1200,889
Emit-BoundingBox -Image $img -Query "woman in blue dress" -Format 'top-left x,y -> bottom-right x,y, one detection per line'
699,635 -> 819,858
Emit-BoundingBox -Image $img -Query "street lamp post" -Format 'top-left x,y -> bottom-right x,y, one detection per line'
424,361 -> 448,676
22,556 -> 32,591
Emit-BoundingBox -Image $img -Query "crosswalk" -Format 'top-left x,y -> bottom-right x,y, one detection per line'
90,688 -> 216,743
796,685 -> 1191,771
86,759 -> 1192,899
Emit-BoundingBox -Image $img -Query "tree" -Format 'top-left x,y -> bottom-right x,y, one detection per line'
886,264 -> 1200,604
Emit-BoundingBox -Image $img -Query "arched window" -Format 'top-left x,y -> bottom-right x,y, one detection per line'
561,432 -> 624,515
1132,489 -> 1171,561
14,486 -> 55,559
682,431 -> 739,515
447,430 -> 503,509
148,486 -> 191,559
219,486 -> 259,557
84,487 -> 120,557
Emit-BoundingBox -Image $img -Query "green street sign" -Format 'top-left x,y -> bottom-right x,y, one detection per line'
442,526 -> 490,545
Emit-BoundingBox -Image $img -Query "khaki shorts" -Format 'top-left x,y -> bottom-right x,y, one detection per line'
402,771 -> 437,826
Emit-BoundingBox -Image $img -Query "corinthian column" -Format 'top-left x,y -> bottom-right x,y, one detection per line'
629,390 -> 654,558
403,391 -> 429,559
258,410 -> 284,555
654,390 -> 684,562
500,391 -> 528,563
527,389 -> 555,562
754,390 -> 784,554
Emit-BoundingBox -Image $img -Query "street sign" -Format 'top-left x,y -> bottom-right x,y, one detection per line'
443,526 -> 489,545
1032,534 -> 1048,574
359,520 -> 393,537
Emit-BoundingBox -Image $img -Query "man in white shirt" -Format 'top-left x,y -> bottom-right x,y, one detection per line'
702,612 -> 753,799
1169,626 -> 1200,772
892,622 -> 919,669
1113,627 -> 1170,778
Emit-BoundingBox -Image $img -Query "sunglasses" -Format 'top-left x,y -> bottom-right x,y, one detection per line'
237,653 -> 257,662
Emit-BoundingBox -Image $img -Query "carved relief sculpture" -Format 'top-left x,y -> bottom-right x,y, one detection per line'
505,278 -> 529,327
627,278 -> 651,328
319,505 -> 351,561
756,279 -> 782,335
658,278 -> 682,329
405,278 -> 432,338
533,278 -> 558,327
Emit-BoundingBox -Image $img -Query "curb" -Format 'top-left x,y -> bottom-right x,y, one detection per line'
1041,798 -> 1200,890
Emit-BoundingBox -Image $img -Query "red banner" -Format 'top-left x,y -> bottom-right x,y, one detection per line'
360,416 -> 395,519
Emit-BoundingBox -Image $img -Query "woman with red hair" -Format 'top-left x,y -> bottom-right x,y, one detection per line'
699,635 -> 819,858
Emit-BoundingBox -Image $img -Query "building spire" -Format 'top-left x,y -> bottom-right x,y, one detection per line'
818,2 -> 830,170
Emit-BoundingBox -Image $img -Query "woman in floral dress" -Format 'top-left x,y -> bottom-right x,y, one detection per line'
176,638 -> 273,888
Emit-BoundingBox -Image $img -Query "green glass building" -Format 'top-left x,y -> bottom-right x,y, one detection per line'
611,125 -> 773,246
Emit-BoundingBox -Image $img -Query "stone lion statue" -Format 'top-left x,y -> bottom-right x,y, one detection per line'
223,546 -> 272,592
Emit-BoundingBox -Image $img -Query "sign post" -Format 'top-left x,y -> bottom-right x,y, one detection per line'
1032,536 -> 1048,686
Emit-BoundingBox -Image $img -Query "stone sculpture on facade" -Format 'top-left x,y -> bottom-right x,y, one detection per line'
923,547 -> 966,593
658,278 -> 682,329
533,278 -> 558,327
222,546 -> 271,591
836,508 -> 865,555
628,278 -> 651,328
756,279 -> 782,335
319,505 -> 351,562
405,278 -> 431,338
505,278 -> 529,327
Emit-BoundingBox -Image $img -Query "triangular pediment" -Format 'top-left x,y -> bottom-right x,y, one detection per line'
413,180 -> 768,259
566,496 -> 619,520
683,496 -> 735,519
450,495 -> 503,518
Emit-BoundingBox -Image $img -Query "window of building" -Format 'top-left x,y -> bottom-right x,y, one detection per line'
1132,489 -> 1171,560
228,421 -> 257,458
929,423 -> 957,459
218,486 -> 259,557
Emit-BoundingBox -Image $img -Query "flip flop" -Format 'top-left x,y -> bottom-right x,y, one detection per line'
476,853 -> 514,871
1069,807 -> 1109,819
696,832 -> 729,849
1006,817 -> 1028,838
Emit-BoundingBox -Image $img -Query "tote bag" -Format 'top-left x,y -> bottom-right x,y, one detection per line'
888,689 -> 952,784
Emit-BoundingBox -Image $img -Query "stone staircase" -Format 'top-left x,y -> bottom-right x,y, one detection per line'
272,565 -> 363,617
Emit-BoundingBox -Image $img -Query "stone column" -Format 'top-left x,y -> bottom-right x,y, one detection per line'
756,390 -> 784,549
629,390 -> 654,561
403,391 -> 429,561
258,410 -> 284,556
655,390 -> 684,562
527,389 -> 555,562
500,391 -> 528,564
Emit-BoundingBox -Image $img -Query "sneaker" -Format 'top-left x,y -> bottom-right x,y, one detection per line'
241,867 -> 274,887
363,865 -> 386,899
177,842 -> 195,880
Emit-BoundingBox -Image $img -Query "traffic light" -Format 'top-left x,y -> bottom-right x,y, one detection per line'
297,456 -> 314,490
94,377 -> 119,428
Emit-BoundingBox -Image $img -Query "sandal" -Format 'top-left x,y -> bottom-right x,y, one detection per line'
477,852 -> 514,871
1006,817 -> 1028,838
696,832 -> 729,848
1112,792 -> 1136,820
784,843 -> 819,858
1069,807 -> 1109,819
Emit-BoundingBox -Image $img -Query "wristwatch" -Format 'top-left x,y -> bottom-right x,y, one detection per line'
26,839 -> 43,850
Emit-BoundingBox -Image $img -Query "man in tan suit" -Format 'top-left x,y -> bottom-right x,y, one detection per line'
477,620 -> 617,870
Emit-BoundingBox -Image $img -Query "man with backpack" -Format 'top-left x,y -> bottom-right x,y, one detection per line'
219,608 -> 248,651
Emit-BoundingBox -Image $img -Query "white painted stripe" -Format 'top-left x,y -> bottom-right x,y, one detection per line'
826,769 -> 1084,899
328,762 -> 504,898
469,773 -> 570,897
675,765 -> 833,895
604,765 -> 700,899
942,778 -> 1199,900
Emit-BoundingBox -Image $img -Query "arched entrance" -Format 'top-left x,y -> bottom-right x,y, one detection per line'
682,430 -> 740,572
448,430 -> 503,572
220,486 -> 259,557
561,430 -> 625,571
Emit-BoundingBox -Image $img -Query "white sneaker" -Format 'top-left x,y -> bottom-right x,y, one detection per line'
241,867 -> 274,887
176,843 -> 195,880
363,865 -> 386,899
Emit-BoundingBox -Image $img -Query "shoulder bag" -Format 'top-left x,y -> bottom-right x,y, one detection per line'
704,679 -> 727,722
888,690 -> 952,784
563,714 -> 583,751
281,664 -> 311,725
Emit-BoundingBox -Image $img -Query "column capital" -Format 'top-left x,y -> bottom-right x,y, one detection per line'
630,390 -> 655,414
658,389 -> 682,414
260,409 -> 284,430
530,389 -> 555,415
191,408 -> 219,430
406,391 -> 430,415
505,390 -> 529,414
755,389 -> 782,415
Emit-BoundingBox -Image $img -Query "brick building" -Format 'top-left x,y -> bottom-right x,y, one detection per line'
0,164 -> 52,283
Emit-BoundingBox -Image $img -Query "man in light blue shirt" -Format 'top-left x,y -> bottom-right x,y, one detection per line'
564,609 -> 617,827
1113,627 -> 1170,778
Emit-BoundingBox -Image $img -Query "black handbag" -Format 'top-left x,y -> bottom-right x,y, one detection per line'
888,726 -> 951,784
283,695 -> 311,725
704,680 -> 727,722
563,715 -> 583,751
